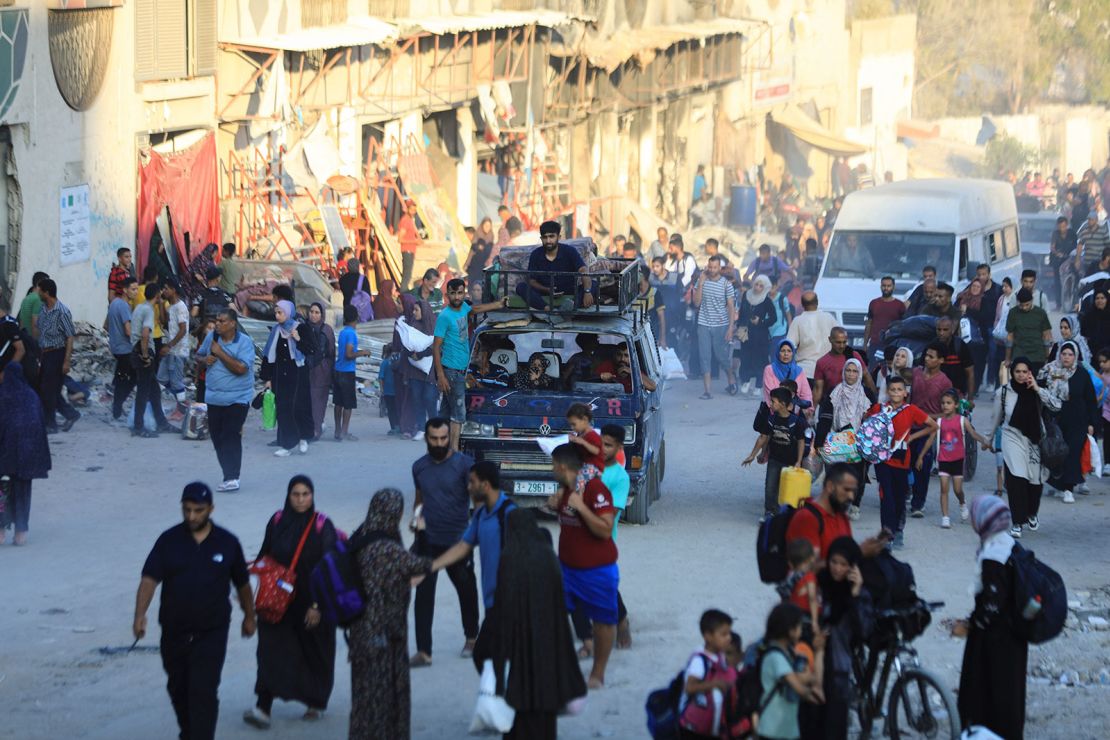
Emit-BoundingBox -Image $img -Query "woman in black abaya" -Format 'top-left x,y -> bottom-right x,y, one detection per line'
243,475 -> 338,728
474,508 -> 586,740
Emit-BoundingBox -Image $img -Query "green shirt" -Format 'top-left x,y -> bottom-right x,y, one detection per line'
408,286 -> 444,313
759,648 -> 799,739
219,255 -> 245,294
1006,305 -> 1051,363
17,292 -> 41,333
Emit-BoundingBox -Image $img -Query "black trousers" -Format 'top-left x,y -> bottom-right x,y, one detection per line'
160,628 -> 229,740
571,591 -> 629,641
1004,464 -> 1042,526
207,403 -> 248,481
39,349 -> 79,427
133,356 -> 168,430
412,536 -> 479,656
112,354 -> 136,418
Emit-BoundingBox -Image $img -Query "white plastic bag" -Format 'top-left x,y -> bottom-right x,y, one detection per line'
1089,433 -> 1103,478
395,317 -> 435,375
468,659 -> 515,734
659,347 -> 686,380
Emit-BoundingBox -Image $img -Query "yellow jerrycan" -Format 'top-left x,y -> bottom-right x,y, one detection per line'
778,466 -> 813,508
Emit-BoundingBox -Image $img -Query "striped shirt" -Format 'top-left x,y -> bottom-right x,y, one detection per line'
38,300 -> 75,350
697,276 -> 735,327
1077,221 -> 1110,270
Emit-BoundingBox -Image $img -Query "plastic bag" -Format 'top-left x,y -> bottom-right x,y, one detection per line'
468,659 -> 515,734
1088,434 -> 1103,478
659,347 -> 686,380
820,430 -> 861,464
396,317 -> 435,375
261,389 -> 276,430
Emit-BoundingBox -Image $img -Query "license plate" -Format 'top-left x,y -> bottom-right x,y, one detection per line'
513,480 -> 558,495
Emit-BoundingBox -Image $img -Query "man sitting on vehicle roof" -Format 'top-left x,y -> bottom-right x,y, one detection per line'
514,220 -> 595,310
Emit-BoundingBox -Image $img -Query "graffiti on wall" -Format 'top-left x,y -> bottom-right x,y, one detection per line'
89,210 -> 127,281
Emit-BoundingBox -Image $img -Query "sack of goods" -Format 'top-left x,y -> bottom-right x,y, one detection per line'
182,402 -> 208,440
820,429 -> 860,464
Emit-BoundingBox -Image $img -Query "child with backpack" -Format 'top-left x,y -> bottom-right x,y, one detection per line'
744,386 -> 809,517
678,609 -> 740,739
934,389 -> 992,528
776,539 -> 820,638
757,604 -> 824,740
864,376 -> 937,549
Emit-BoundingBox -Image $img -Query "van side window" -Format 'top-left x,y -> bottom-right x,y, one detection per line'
985,232 -> 1000,263
636,333 -> 659,380
959,238 -> 969,275
1003,225 -> 1020,259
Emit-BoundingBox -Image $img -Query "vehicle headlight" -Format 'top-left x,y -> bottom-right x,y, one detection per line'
1044,255 -> 1050,264
481,424 -> 495,436
461,421 -> 481,437
623,423 -> 636,445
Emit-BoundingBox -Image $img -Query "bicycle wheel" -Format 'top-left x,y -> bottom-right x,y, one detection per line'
963,427 -> 977,480
887,667 -> 961,739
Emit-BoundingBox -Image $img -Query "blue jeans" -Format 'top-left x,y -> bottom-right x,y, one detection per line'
402,377 -> 440,435
874,462 -> 910,535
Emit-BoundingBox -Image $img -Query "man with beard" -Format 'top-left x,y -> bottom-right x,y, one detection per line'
785,462 -> 891,562
433,279 -> 509,450
429,460 -> 515,614
903,266 -> 937,316
409,418 -> 480,668
863,276 -> 905,359
514,220 -> 594,310
133,482 -> 255,740
934,316 -> 975,400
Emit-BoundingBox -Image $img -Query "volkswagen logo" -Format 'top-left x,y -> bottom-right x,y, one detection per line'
539,423 -> 551,436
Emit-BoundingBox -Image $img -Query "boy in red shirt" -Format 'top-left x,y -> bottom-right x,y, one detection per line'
866,376 -> 938,549
548,443 -> 619,689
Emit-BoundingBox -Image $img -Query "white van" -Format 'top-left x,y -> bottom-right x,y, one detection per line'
815,178 -> 1022,348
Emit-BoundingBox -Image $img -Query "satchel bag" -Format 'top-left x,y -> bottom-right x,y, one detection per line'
1039,412 -> 1069,472
251,515 -> 315,624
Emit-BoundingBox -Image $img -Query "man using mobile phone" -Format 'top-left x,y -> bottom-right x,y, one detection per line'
786,462 -> 892,565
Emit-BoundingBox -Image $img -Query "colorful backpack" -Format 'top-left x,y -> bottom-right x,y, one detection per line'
351,274 -> 375,322
820,429 -> 860,464
857,405 -> 907,464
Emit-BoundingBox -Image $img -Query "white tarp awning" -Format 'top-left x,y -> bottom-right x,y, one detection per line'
222,16 -> 399,52
581,17 -> 758,72
393,10 -> 588,36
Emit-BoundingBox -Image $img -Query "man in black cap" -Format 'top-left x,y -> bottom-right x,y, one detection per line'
1004,286 -> 1052,374
133,482 -> 254,740
514,220 -> 595,309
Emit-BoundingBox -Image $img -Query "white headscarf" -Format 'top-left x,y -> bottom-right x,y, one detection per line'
831,358 -> 870,431
746,275 -> 771,306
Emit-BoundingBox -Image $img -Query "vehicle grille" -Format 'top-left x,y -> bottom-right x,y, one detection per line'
841,312 -> 868,326
478,450 -> 554,472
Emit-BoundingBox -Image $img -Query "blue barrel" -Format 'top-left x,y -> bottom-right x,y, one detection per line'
729,185 -> 757,227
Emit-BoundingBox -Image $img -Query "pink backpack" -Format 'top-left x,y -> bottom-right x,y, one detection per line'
679,652 -> 738,738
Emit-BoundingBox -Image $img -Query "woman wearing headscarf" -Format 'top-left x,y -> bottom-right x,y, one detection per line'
991,358 -> 1061,536
801,536 -> 873,740
304,302 -> 335,440
1047,314 -> 1092,365
877,346 -> 914,399
1038,341 -> 1098,505
761,338 -> 812,407
464,217 -> 496,288
513,352 -> 555,391
147,229 -> 175,282
828,358 -> 871,514
243,475 -> 338,729
348,488 -> 431,740
393,294 -> 439,440
0,359 -> 51,546
262,300 -> 317,456
736,274 -> 776,395
1079,289 -> 1110,354
958,278 -> 989,390
184,243 -> 219,303
373,279 -> 403,321
953,496 -> 1026,739
473,508 -> 586,740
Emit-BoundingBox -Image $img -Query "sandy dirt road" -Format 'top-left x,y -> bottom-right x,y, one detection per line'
3,377 -> 1109,739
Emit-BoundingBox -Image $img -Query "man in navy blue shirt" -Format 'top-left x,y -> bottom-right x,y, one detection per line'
134,482 -> 255,740
514,220 -> 595,309
431,460 -> 515,612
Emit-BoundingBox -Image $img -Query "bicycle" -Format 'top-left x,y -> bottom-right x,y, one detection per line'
849,600 -> 961,739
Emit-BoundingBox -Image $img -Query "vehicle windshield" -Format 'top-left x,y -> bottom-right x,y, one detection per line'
467,330 -> 632,393
1018,217 -> 1057,244
823,231 -> 954,281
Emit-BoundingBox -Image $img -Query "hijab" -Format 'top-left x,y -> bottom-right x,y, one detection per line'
402,294 -> 435,336
817,536 -> 863,624
363,487 -> 404,541
831,358 -> 870,430
1006,358 -> 1042,443
513,352 -> 552,390
373,280 -> 402,320
264,300 -> 305,365
1038,340 -> 1078,402
1056,315 -> 1091,363
970,496 -> 1015,571
893,346 -> 914,369
479,508 -> 587,710
770,339 -> 802,382
958,279 -> 983,311
745,274 -> 771,306
185,243 -> 219,300
262,474 -> 318,565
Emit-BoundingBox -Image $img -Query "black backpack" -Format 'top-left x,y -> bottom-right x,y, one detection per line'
734,641 -> 793,732
859,550 -> 917,609
757,503 -> 823,584
1010,543 -> 1066,644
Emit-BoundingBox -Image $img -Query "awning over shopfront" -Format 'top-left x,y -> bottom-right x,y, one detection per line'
581,17 -> 760,72
221,16 -> 398,52
768,104 -> 868,157
393,10 -> 589,36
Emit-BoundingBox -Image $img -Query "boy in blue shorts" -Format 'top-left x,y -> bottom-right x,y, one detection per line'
548,443 -> 619,689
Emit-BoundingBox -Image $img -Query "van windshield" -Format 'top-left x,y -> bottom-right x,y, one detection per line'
823,231 -> 954,281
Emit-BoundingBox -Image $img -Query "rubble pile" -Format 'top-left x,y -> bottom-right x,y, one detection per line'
70,322 -> 115,385
1028,586 -> 1110,688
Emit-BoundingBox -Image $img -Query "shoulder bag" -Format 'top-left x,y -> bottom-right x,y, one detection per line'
251,515 -> 315,624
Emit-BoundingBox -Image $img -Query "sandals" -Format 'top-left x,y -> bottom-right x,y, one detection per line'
577,643 -> 593,660
699,392 -> 713,400
409,652 -> 433,668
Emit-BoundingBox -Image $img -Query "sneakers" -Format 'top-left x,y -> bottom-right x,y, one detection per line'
1103,464 -> 1110,477
940,516 -> 951,529
217,479 -> 240,492
298,439 -> 309,454
740,380 -> 752,395
1062,490 -> 1075,504
242,707 -> 271,729
410,652 -> 433,668
892,531 -> 905,550
848,504 -> 861,521
1076,482 -> 1091,495
960,503 -> 970,522
1027,515 -> 1039,531
726,384 -> 738,396
1009,525 -> 1023,538
131,428 -> 158,438
413,431 -> 425,441
274,447 -> 293,457
910,508 -> 925,519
